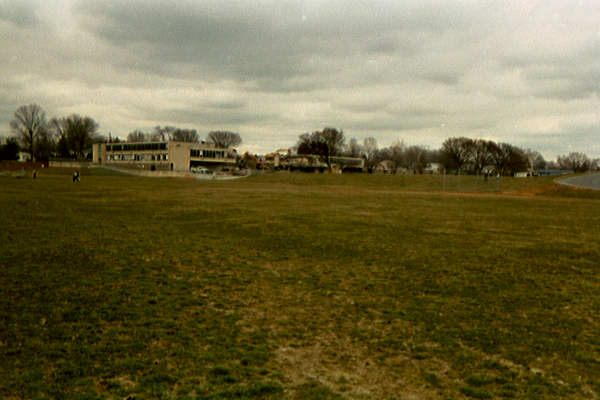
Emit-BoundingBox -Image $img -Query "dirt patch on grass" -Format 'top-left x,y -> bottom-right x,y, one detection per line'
111,375 -> 136,389
274,339 -> 443,399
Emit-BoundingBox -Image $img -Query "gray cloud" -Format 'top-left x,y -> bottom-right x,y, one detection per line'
0,0 -> 39,27
149,106 -> 276,128
73,0 -> 486,87
1,0 -> 599,160
517,124 -> 600,158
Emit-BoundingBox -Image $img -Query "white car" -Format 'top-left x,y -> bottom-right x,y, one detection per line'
190,167 -> 213,174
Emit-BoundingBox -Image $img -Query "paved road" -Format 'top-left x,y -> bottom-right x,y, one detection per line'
557,173 -> 600,190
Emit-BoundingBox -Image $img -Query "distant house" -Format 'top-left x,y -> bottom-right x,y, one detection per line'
285,154 -> 324,171
482,165 -> 496,175
374,160 -> 395,174
329,156 -> 365,173
424,162 -> 444,174
374,160 -> 415,174
262,148 -> 291,169
17,152 -> 31,162
266,153 -> 364,172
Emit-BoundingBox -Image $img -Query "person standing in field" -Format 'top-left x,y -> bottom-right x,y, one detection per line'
73,170 -> 80,183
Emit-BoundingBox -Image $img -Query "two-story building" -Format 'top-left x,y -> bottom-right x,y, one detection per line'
92,141 -> 237,172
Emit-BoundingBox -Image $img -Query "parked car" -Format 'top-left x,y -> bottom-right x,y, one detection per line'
190,167 -> 213,174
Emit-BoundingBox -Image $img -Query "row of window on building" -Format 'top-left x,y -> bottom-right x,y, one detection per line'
108,153 -> 168,161
190,149 -> 226,158
107,143 -> 167,152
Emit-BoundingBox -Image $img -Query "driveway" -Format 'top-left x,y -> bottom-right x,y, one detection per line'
557,173 -> 600,190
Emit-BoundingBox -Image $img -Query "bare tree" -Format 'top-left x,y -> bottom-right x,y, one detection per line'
49,117 -> 71,158
388,140 -> 406,173
329,129 -> 346,168
489,142 -> 528,175
296,127 -> 345,171
171,128 -> 199,143
49,117 -> 65,138
425,148 -> 444,165
533,153 -> 547,170
362,137 -> 379,172
62,114 -> 100,160
150,126 -> 171,141
489,142 -> 513,176
297,132 -> 330,169
441,137 -> 473,173
127,130 -> 147,142
557,152 -> 591,173
524,149 -> 546,171
469,139 -> 494,175
404,145 -> 427,173
345,137 -> 362,157
507,146 -> 529,175
127,126 -> 200,143
320,127 -> 345,167
207,131 -> 242,148
35,127 -> 56,162
10,104 -> 47,161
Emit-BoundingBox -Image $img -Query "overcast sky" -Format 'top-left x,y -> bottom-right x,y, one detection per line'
1,0 -> 599,158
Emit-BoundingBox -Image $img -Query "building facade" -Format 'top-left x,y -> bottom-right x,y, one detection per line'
274,154 -> 364,172
92,141 -> 237,172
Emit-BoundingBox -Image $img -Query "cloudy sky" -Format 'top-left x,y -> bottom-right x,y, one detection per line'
1,0 -> 599,158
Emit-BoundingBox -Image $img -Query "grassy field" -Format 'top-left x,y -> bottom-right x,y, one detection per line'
1,168 -> 599,399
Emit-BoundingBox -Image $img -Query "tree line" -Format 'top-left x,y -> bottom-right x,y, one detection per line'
296,128 -> 599,175
125,128 -> 242,149
2,104 -> 598,173
4,103 -> 103,162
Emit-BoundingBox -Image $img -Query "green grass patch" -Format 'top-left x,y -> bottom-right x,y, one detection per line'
1,170 -> 599,399
460,386 -> 493,399
293,381 -> 344,399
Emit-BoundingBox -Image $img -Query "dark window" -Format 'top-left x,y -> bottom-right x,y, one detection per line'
204,150 -> 219,158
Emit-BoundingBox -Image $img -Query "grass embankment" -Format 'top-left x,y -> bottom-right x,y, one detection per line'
1,169 -> 599,399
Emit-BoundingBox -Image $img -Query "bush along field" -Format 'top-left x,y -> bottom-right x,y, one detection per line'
1,169 -> 599,399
